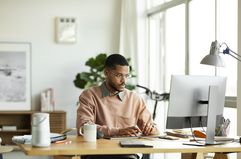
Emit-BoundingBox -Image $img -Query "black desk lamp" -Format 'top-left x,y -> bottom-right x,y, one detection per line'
136,84 -> 169,120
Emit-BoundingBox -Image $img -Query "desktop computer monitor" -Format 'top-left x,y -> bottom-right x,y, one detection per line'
166,75 -> 226,131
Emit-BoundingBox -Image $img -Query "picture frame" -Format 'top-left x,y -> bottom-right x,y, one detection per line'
55,17 -> 77,43
0,42 -> 31,110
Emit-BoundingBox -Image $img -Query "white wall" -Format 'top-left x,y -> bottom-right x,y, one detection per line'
0,0 -> 121,130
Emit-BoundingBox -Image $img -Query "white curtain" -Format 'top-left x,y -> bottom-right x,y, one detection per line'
119,1 -> 168,159
119,0 -> 149,87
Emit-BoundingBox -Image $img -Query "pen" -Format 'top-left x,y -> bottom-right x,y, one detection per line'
54,140 -> 72,144
54,140 -> 66,144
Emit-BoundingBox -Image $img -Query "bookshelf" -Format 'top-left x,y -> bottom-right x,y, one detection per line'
0,111 -> 66,145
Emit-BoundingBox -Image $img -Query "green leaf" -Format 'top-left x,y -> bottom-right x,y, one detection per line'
73,74 -> 87,89
86,53 -> 107,70
95,53 -> 107,65
85,58 -> 95,67
85,81 -> 98,88
80,72 -> 95,82
125,84 -> 135,90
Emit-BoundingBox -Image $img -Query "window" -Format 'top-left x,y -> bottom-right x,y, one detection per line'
189,0 -> 215,76
147,0 -> 237,95
165,4 -> 185,87
146,1 -> 237,158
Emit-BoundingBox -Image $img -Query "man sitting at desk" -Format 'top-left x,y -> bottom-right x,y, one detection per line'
77,54 -> 159,159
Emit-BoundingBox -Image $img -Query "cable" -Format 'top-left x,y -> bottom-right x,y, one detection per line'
188,117 -> 198,142
200,117 -> 206,132
189,117 -> 207,144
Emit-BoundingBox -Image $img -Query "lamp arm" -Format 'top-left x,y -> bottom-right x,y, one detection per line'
136,84 -> 169,101
220,42 -> 241,62
227,53 -> 241,62
136,84 -> 152,96
152,91 -> 169,101
137,84 -> 169,121
229,48 -> 241,58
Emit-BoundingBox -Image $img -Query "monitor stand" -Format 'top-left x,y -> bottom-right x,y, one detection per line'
183,86 -> 223,146
205,85 -> 218,145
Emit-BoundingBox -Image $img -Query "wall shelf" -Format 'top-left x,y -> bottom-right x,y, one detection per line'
0,129 -> 30,133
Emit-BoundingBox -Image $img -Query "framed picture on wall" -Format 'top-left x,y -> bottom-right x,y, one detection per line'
55,17 -> 77,43
0,42 -> 31,110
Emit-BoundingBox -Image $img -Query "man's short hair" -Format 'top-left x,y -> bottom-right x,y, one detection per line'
104,54 -> 129,69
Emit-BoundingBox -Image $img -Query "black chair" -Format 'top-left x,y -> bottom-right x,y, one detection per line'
142,154 -> 150,159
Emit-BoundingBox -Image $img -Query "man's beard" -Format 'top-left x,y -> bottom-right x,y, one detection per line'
109,81 -> 125,92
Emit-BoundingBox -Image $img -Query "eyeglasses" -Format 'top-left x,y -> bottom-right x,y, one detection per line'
109,71 -> 131,79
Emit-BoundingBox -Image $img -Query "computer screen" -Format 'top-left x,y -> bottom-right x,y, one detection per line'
166,75 -> 227,129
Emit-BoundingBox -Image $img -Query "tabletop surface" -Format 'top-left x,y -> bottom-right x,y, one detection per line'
19,136 -> 241,156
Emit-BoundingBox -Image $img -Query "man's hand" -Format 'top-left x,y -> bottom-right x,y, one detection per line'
141,123 -> 154,136
118,126 -> 142,137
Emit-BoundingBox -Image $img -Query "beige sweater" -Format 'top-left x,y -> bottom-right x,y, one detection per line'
76,84 -> 158,137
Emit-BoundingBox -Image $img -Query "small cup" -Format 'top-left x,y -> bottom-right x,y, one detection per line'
79,123 -> 97,142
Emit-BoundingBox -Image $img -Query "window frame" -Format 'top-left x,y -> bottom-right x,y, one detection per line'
146,0 -> 237,108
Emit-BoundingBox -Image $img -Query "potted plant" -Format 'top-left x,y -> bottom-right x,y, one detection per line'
73,53 -> 136,90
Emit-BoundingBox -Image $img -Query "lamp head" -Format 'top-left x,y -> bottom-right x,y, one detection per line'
200,40 -> 225,67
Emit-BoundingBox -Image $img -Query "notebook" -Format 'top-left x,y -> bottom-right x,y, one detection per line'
182,141 -> 229,146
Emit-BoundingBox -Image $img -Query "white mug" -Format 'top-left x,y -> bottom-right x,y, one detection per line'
79,123 -> 97,142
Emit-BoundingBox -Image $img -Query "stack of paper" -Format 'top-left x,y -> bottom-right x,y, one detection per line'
12,135 -> 32,144
12,133 -> 66,144
2,125 -> 17,131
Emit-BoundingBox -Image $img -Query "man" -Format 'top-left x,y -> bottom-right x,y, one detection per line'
77,54 -> 159,159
